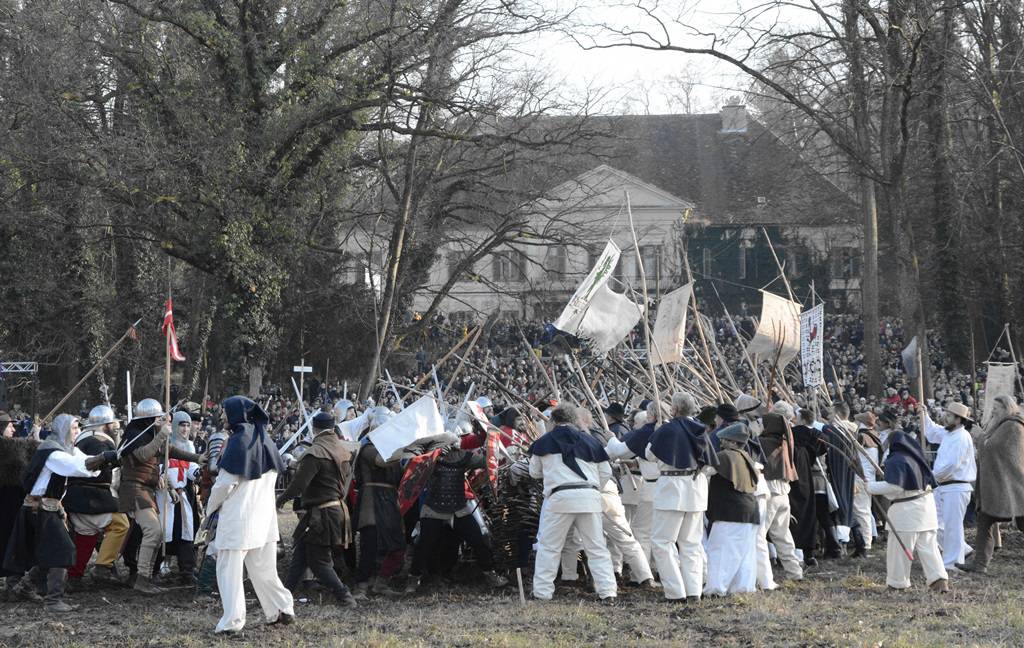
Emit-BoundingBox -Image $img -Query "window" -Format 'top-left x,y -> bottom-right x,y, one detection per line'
493,249 -> 527,282
786,248 -> 799,278
547,245 -> 568,279
638,245 -> 660,280
447,252 -> 462,282
702,247 -> 712,276
738,245 -> 748,280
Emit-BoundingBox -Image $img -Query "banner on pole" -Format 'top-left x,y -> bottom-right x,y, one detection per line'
554,240 -> 621,335
902,336 -> 919,379
651,283 -> 693,366
982,362 -> 1017,425
746,291 -> 801,366
368,396 -> 446,461
800,304 -> 825,388
575,283 -> 644,354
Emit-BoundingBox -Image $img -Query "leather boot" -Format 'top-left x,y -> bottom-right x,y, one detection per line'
133,575 -> 164,595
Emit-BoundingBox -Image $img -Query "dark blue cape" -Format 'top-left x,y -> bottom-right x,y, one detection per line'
648,416 -> 717,470
624,421 -> 657,458
219,396 -> 285,479
883,432 -> 936,491
529,424 -> 609,479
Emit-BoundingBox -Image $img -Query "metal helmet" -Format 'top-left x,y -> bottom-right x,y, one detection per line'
333,399 -> 354,421
84,404 -> 118,429
134,398 -> 165,420
368,406 -> 393,431
476,396 -> 493,410
171,411 -> 192,427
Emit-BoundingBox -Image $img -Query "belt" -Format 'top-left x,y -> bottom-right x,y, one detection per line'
629,471 -> 643,476
938,480 -> 971,487
315,500 -> 342,509
660,469 -> 697,477
551,483 -> 598,495
363,482 -> 396,489
892,491 -> 930,505
644,478 -> 659,483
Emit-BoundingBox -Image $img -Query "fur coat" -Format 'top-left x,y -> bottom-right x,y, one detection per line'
976,415 -> 1024,520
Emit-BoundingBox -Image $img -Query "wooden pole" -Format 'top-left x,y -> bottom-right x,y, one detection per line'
626,193 -> 667,425
1004,324 -> 1024,399
161,319 -> 171,539
916,344 -> 927,447
42,318 -> 142,422
403,325 -> 479,405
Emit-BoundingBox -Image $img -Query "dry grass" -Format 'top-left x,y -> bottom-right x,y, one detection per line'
3,526 -> 1024,648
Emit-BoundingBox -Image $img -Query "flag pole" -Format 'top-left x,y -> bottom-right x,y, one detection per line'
916,343 -> 926,447
162,302 -> 172,538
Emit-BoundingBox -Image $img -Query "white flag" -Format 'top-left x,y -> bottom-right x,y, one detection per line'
367,396 -> 446,461
746,290 -> 801,367
576,283 -> 644,354
651,283 -> 693,366
554,241 -> 621,335
982,362 -> 1018,425
800,304 -> 824,387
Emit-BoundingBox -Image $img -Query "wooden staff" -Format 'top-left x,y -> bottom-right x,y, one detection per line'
564,354 -> 613,436
710,282 -> 768,400
402,325 -> 480,405
454,354 -> 549,422
516,323 -> 560,401
681,246 -> 725,400
42,318 -> 143,423
625,193 -> 667,425
441,324 -> 485,402
161,316 -> 172,539
916,343 -> 927,447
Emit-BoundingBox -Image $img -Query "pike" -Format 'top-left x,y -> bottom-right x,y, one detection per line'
625,193 -> 667,424
384,369 -> 405,410
815,431 -> 915,562
279,409 -> 322,454
401,325 -> 479,406
441,324 -> 484,402
43,318 -> 143,423
710,281 -> 769,400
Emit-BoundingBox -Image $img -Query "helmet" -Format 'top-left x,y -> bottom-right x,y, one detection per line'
476,396 -> 493,410
83,404 -> 118,429
134,398 -> 165,420
171,411 -> 192,427
368,406 -> 393,431
333,399 -> 354,421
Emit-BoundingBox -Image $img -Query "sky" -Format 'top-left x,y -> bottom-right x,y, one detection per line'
513,0 -> 821,115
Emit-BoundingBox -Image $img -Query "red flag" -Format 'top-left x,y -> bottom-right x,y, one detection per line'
162,298 -> 186,362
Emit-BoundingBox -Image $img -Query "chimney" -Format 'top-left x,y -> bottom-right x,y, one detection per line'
720,104 -> 747,134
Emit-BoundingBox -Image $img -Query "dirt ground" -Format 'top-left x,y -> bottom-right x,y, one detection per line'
2,524 -> 1023,648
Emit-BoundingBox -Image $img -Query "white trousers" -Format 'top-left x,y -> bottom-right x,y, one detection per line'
764,493 -> 802,579
602,493 -> 653,583
886,529 -> 948,589
935,490 -> 971,568
651,510 -> 704,599
215,542 -> 295,633
754,496 -> 776,590
852,481 -> 874,548
705,521 -> 758,596
534,510 -> 616,600
630,500 -> 654,564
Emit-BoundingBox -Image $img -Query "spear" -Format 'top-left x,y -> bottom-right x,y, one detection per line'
42,318 -> 142,422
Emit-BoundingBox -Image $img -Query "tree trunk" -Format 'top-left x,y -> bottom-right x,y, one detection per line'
844,0 -> 883,396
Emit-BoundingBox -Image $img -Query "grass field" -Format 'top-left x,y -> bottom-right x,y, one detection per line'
2,524 -> 1023,648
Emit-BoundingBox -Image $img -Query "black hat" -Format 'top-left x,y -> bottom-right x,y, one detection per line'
604,402 -> 626,420
0,411 -> 11,424
697,406 -> 718,428
639,399 -> 652,413
878,407 -> 898,425
312,412 -> 335,430
716,403 -> 740,422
